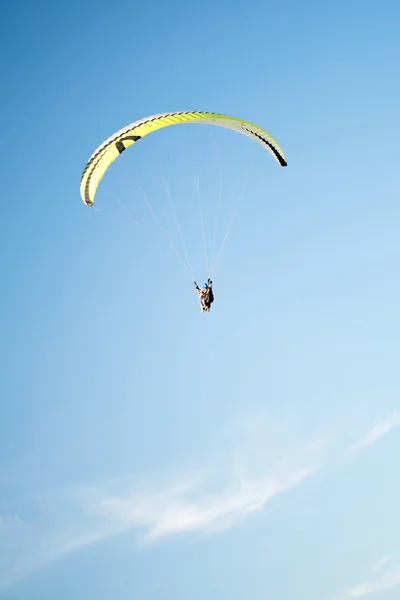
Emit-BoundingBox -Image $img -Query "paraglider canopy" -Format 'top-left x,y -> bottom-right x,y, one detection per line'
80,110 -> 287,208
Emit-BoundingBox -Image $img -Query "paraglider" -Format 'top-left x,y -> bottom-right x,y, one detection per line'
80,110 -> 287,313
194,279 -> 214,312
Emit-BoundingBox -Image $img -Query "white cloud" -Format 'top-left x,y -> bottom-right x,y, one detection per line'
95,465 -> 314,543
340,567 -> 400,598
0,417 -> 319,588
3,407 -> 398,590
0,499 -> 124,588
350,412 -> 400,453
0,466 -> 314,586
372,554 -> 393,571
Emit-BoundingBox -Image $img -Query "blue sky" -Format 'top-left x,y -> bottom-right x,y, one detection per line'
1,0 -> 400,598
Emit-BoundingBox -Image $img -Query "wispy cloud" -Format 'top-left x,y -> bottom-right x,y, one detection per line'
95,465 -> 313,543
4,408 -> 396,589
372,554 -> 393,571
0,497 -> 123,588
0,416 -> 320,588
349,412 -> 400,453
339,566 -> 400,598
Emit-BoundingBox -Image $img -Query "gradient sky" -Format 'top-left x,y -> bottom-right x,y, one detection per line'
1,1 -> 400,599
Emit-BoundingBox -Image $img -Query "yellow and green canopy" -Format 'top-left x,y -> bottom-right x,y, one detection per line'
80,111 -> 287,207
